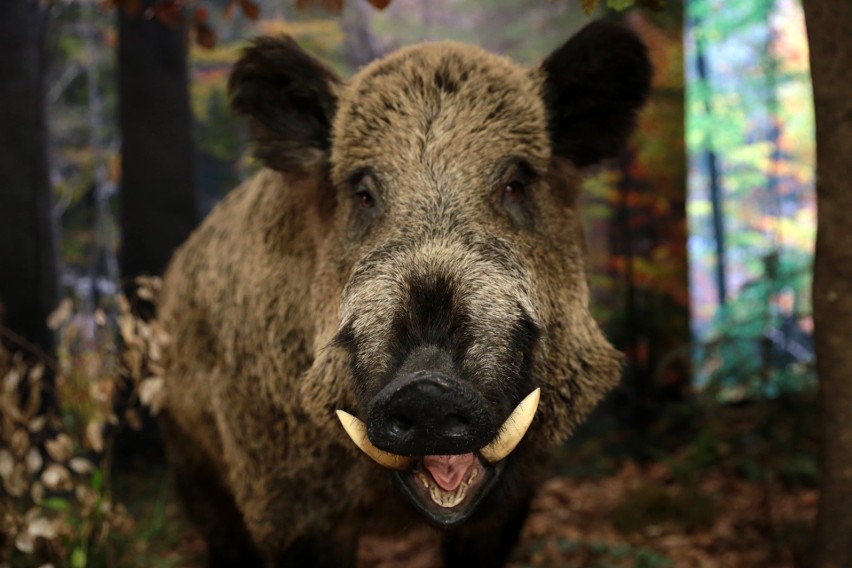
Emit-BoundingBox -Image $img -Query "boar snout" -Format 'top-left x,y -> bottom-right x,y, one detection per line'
366,370 -> 496,456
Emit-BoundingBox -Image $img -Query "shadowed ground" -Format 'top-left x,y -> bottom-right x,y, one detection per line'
117,456 -> 815,568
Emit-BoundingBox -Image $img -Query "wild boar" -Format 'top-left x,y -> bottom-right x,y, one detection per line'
156,20 -> 651,567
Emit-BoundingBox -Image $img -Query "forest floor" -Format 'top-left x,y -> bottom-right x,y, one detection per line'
112,460 -> 817,568
113,414 -> 818,568
360,463 -> 817,568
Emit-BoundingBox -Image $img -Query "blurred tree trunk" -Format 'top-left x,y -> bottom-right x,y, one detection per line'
692,17 -> 727,306
803,2 -> 852,567
609,9 -> 691,431
0,0 -> 59,355
116,1 -> 197,457
117,2 -> 197,298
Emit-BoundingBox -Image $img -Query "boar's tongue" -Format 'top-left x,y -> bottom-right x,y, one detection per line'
422,454 -> 475,492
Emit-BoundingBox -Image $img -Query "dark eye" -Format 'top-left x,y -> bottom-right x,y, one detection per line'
504,180 -> 526,199
356,188 -> 375,209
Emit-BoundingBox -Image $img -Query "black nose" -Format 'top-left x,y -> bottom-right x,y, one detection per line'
366,371 -> 495,456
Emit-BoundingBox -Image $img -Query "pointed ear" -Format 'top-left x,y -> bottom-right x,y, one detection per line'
538,21 -> 652,167
228,36 -> 341,172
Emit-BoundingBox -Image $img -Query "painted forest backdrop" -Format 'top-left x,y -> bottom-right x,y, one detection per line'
48,0 -> 816,420
1,0 -> 828,566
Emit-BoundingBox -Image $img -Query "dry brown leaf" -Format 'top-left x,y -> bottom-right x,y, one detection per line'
28,415 -> 47,433
28,363 -> 44,383
30,481 -> 45,504
138,321 -> 152,340
3,367 -> 22,391
240,0 -> 260,20
45,434 -> 73,463
86,421 -> 105,452
123,349 -> 142,378
27,517 -> 57,540
69,457 -> 95,475
11,429 -> 29,458
117,294 -> 131,315
580,0 -> 600,14
41,464 -> 71,491
14,531 -> 34,553
0,449 -> 14,481
5,465 -> 28,496
25,448 -> 43,474
47,298 -> 73,330
22,383 -> 42,421
138,377 -> 165,414
90,379 -> 115,404
118,314 -> 135,344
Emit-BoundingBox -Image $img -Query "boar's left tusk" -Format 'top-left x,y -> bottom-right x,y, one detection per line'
479,388 -> 541,464
335,410 -> 415,471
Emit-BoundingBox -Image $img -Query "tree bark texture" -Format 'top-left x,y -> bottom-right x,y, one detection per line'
118,2 -> 198,286
802,2 -> 852,567
0,0 -> 59,353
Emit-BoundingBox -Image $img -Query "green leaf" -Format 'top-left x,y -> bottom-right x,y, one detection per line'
43,497 -> 70,511
90,468 -> 103,492
71,547 -> 87,568
607,0 -> 635,11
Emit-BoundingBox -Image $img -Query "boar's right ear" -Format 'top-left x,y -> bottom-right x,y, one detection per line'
228,36 -> 341,172
538,21 -> 652,167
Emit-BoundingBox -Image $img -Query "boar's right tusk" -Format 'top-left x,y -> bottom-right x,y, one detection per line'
479,388 -> 541,464
336,410 -> 415,471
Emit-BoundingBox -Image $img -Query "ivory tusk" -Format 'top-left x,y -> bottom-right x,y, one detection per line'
336,410 -> 415,471
479,388 -> 541,464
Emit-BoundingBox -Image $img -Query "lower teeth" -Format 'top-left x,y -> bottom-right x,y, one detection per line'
428,481 -> 469,508
417,465 -> 481,509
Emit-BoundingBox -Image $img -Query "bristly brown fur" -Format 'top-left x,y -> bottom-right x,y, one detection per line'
158,20 -> 650,567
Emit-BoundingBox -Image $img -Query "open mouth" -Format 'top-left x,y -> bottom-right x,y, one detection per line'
392,451 -> 503,524
336,388 -> 539,525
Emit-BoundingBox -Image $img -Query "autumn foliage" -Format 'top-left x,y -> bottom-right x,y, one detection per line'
0,279 -> 165,565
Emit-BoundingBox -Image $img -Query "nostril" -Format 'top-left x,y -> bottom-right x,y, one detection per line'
443,413 -> 470,437
389,416 -> 413,436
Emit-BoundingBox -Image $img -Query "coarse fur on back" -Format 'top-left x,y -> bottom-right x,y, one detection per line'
158,20 -> 651,567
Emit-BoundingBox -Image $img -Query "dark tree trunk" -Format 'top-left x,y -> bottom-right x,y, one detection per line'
0,0 -> 59,355
117,2 -> 197,292
803,1 -> 852,567
692,18 -> 727,306
606,10 -> 691,432
115,3 -> 197,457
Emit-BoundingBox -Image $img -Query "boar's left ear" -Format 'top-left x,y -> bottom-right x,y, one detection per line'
228,36 -> 341,172
538,21 -> 652,167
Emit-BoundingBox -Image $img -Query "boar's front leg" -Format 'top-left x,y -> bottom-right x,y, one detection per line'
159,411 -> 264,568
442,492 -> 532,568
